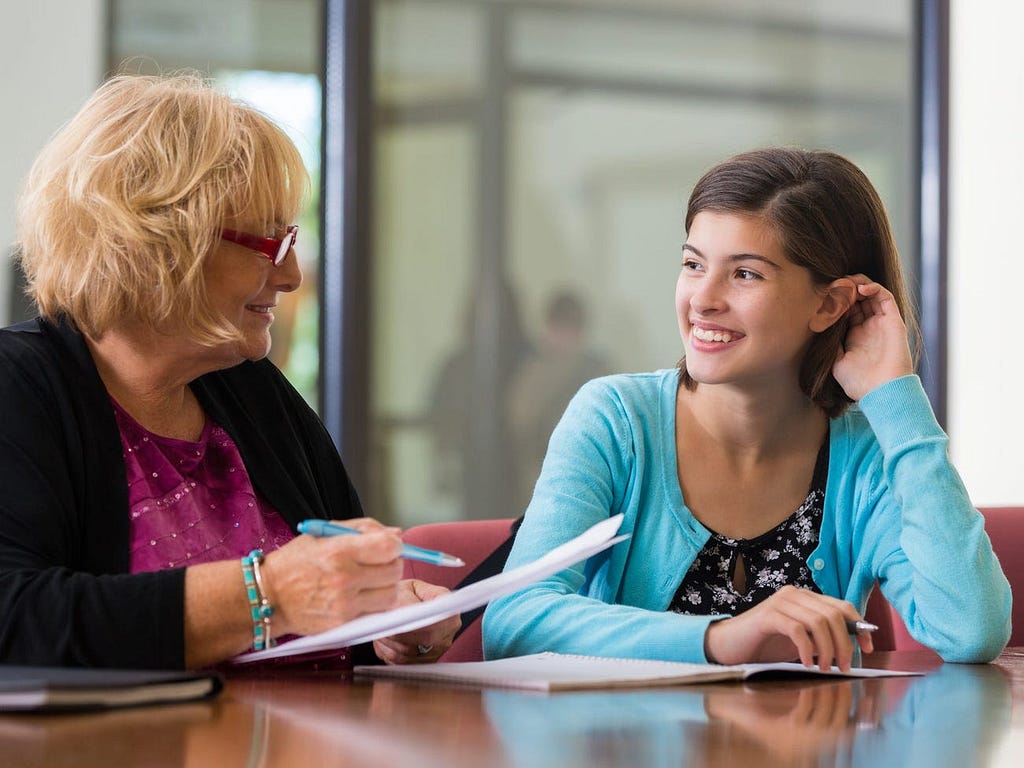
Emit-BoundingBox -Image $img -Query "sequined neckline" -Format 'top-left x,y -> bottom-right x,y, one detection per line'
111,397 -> 217,475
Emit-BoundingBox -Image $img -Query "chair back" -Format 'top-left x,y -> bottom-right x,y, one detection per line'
402,518 -> 517,662
868,506 -> 1024,651
405,507 -> 1024,660
980,506 -> 1024,647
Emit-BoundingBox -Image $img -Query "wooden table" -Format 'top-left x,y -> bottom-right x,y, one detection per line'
3,649 -> 1022,767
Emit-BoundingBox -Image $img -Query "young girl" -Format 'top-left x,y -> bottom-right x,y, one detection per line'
483,148 -> 1010,669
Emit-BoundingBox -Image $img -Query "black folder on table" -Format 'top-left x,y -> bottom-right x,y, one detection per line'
0,665 -> 223,712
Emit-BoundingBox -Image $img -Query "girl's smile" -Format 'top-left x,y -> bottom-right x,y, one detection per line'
677,211 -> 827,388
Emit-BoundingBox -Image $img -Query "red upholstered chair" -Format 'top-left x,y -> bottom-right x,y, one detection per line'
401,518 -> 518,662
406,507 -> 1024,660
864,586 -> 900,651
867,506 -> 1024,651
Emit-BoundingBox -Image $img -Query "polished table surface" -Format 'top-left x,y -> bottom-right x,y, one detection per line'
3,649 -> 1023,768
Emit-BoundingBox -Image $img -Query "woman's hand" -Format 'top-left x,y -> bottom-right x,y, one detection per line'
703,586 -> 873,672
372,580 -> 461,664
260,518 -> 405,639
831,275 -> 914,401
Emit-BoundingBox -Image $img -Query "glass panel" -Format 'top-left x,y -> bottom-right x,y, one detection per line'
372,1 -> 488,525
108,0 -> 322,408
374,123 -> 479,523
371,0 -> 914,528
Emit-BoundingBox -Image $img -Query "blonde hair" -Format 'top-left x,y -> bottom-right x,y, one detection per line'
16,72 -> 309,343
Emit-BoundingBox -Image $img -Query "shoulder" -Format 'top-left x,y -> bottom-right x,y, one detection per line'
554,370 -> 676,450
567,369 -> 677,425
829,402 -> 880,471
574,369 -> 677,407
0,318 -> 53,361
0,318 -> 113,456
827,378 -> 940,509
0,317 -> 89,394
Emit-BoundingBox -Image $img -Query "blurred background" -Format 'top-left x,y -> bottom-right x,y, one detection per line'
1,0 -> 1020,527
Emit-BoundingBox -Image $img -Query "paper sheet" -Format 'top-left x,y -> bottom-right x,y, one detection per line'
233,514 -> 628,663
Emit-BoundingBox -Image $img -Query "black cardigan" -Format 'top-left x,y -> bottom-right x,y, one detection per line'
0,317 -> 361,668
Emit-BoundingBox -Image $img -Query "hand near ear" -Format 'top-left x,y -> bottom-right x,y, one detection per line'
831,274 -> 914,401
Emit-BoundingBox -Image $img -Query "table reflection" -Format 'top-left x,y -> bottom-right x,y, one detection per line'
194,673 -> 506,768
0,701 -> 209,768
483,662 -> 1011,768
0,655 -> 1014,768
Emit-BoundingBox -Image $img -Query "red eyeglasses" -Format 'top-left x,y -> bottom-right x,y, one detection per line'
220,225 -> 298,265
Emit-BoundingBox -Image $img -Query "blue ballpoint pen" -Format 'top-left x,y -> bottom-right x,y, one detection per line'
297,519 -> 466,567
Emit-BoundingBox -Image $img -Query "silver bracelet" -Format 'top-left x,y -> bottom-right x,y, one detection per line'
242,549 -> 275,651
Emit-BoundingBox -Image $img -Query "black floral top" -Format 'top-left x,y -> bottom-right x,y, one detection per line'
669,438 -> 829,616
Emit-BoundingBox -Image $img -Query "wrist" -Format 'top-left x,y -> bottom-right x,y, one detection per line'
258,550 -> 292,637
241,550 -> 276,651
703,618 -> 724,664
863,368 -> 915,398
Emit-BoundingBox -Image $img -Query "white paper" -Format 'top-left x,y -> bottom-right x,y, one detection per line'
233,514 -> 628,663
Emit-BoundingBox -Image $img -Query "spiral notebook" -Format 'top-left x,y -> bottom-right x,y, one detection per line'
355,652 -> 921,692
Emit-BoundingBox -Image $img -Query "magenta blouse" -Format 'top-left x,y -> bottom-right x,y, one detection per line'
112,399 -> 294,574
114,400 -> 355,670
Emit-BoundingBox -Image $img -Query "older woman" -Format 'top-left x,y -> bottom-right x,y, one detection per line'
0,73 -> 458,669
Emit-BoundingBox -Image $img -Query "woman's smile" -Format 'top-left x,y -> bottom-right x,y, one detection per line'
245,302 -> 276,320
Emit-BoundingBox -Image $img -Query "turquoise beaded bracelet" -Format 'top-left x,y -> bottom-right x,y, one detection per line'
241,549 -> 275,651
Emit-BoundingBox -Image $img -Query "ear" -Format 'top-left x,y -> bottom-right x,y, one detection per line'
809,277 -> 857,333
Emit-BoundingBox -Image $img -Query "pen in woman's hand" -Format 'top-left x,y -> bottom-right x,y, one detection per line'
297,519 -> 466,567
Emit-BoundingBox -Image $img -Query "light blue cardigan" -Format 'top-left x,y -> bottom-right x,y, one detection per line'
483,371 -> 1011,663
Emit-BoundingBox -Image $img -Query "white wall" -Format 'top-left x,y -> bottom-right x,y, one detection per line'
0,0 -> 105,322
948,1 -> 1024,505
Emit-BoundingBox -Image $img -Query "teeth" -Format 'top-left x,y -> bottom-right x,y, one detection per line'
693,327 -> 734,343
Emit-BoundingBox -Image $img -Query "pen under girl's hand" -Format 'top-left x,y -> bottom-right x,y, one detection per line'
297,519 -> 466,567
846,620 -> 878,635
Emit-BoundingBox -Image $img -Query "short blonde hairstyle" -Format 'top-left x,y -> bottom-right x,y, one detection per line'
16,72 -> 309,344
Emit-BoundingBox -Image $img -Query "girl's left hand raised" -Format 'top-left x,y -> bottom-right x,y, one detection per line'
831,275 -> 914,402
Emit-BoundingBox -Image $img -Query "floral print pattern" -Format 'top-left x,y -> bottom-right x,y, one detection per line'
669,440 -> 828,617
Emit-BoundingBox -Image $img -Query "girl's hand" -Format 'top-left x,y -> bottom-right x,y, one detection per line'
831,275 -> 914,402
703,586 -> 873,672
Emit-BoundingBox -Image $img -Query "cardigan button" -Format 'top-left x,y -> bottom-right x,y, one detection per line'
812,558 -> 825,571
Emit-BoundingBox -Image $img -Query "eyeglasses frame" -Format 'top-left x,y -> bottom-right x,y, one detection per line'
220,225 -> 298,266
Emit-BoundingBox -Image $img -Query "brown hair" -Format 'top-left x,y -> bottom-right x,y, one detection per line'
680,147 -> 919,417
16,72 -> 308,344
